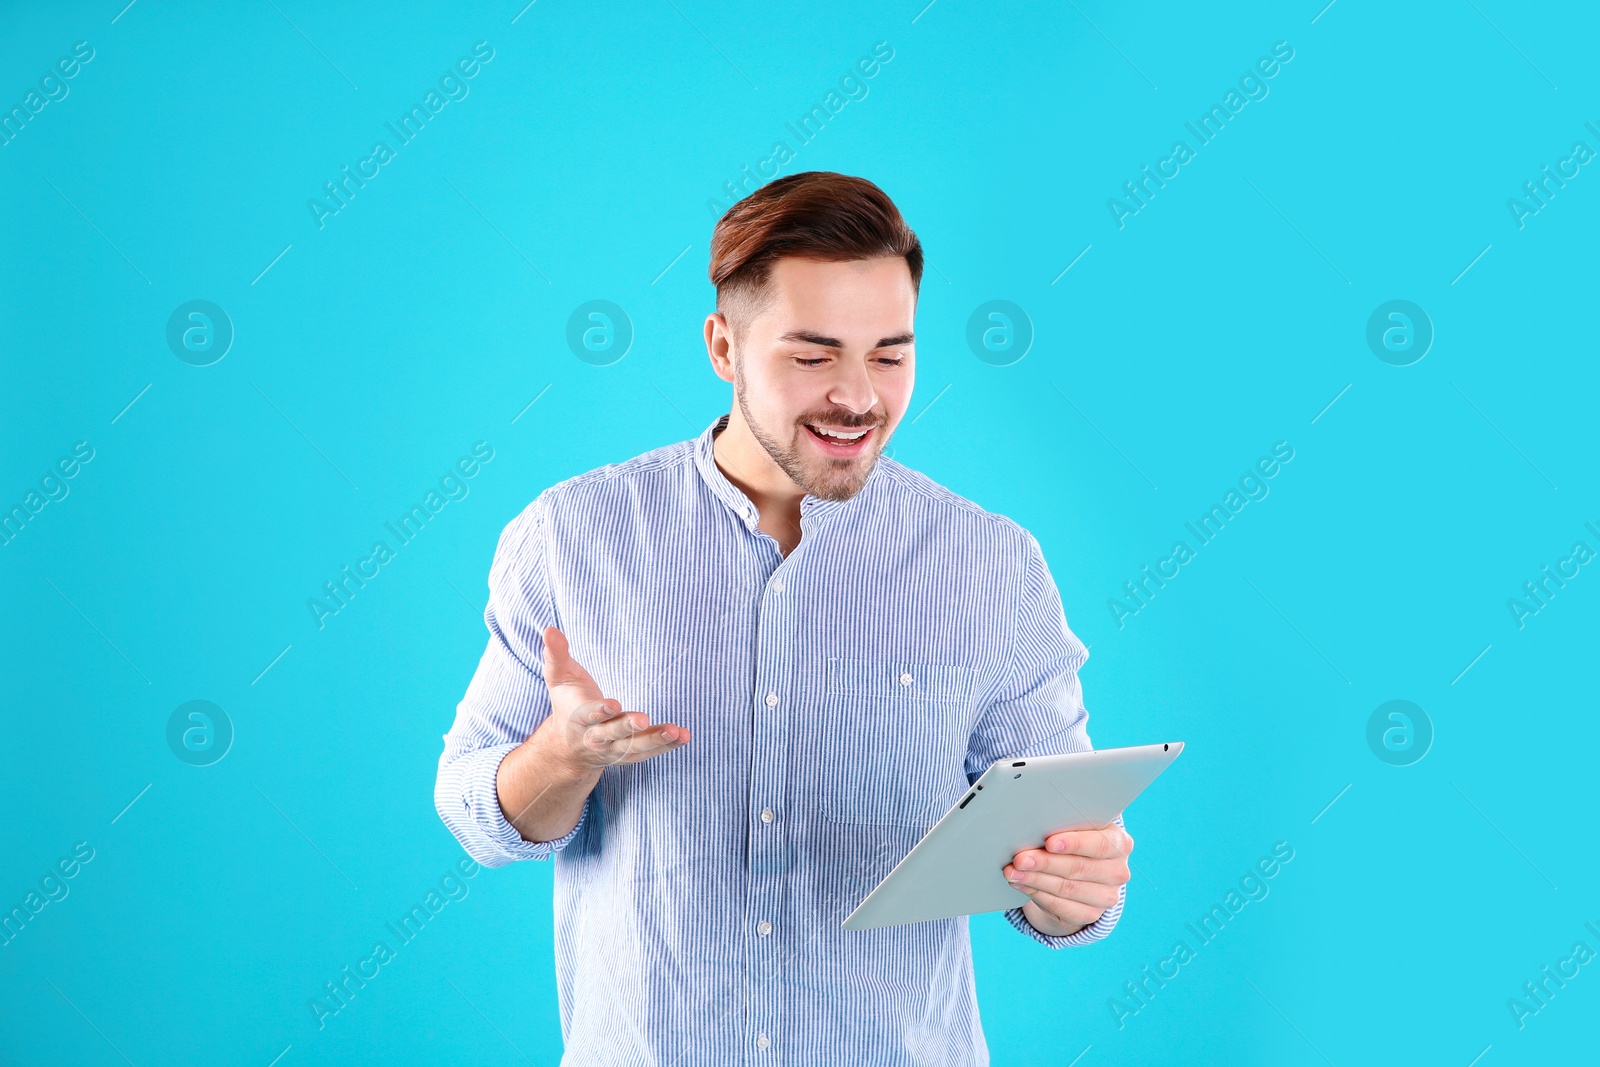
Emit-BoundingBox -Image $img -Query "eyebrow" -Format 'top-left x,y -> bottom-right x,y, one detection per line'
778,330 -> 915,350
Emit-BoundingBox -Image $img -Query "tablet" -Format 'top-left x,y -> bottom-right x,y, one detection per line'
840,741 -> 1184,931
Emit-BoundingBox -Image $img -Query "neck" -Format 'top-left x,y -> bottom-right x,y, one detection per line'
712,407 -> 805,543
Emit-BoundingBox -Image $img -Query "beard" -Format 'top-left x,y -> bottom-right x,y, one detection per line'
734,359 -> 886,502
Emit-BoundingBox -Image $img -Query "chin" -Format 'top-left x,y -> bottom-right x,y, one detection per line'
799,455 -> 877,501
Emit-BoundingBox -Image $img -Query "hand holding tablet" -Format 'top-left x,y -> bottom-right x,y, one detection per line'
841,742 -> 1184,931
1004,821 -> 1138,938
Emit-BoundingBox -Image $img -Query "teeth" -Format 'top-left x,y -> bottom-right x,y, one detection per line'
812,425 -> 868,441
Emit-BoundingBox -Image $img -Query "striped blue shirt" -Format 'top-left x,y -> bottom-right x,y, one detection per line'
435,413 -> 1124,1065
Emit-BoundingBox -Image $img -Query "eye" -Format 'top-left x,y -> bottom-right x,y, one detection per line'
877,356 -> 907,367
795,357 -> 828,367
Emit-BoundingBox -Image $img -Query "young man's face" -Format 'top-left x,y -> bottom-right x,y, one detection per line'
712,255 -> 917,501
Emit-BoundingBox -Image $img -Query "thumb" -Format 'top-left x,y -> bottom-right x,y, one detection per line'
541,626 -> 600,695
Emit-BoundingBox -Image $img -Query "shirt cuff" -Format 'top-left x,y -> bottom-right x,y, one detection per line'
1005,878 -> 1126,949
459,742 -> 587,864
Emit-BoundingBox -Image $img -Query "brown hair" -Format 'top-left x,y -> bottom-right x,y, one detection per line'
709,171 -> 922,343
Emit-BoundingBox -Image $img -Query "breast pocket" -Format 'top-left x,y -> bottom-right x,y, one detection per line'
821,657 -> 978,828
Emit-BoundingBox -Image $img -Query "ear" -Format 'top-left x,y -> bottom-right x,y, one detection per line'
705,312 -> 736,384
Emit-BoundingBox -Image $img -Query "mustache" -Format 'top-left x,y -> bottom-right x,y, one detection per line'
798,413 -> 883,429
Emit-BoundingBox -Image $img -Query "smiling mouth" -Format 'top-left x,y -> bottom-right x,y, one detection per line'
803,422 -> 875,456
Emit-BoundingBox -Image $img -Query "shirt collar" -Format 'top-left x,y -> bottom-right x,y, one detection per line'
692,412 -> 883,533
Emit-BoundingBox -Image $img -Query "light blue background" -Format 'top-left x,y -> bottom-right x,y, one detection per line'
3,1 -> 1597,1063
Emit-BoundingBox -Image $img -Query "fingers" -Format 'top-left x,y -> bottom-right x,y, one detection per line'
1043,825 -> 1135,859
608,724 -> 691,764
537,630 -> 688,764
586,710 -> 688,747
1018,890 -> 1108,930
1009,848 -> 1130,887
576,704 -> 663,744
1005,862 -> 1123,910
580,712 -> 691,763
569,697 -> 624,728
585,710 -> 649,743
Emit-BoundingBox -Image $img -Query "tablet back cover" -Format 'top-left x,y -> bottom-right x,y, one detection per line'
841,741 -> 1183,931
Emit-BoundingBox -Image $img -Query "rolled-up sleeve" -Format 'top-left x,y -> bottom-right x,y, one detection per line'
434,494 -> 587,867
966,529 -> 1126,949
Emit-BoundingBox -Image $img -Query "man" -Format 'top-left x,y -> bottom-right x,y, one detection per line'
435,171 -> 1133,1064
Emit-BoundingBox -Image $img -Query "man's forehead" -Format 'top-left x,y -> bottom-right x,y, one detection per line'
768,254 -> 913,286
757,258 -> 915,335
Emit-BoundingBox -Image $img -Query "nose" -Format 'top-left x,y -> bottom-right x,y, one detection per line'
825,356 -> 878,419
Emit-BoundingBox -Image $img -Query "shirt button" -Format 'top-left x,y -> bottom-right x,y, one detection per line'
764,692 -> 778,708
771,579 -> 784,593
757,920 -> 772,936
756,1034 -> 770,1050
742,505 -> 753,520
760,807 -> 775,824
900,672 -> 914,686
